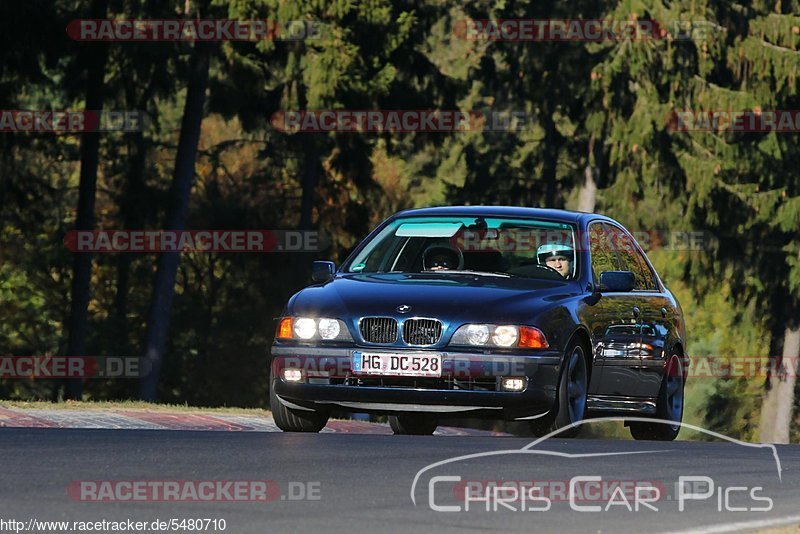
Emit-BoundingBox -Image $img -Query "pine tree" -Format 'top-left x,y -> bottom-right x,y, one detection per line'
591,0 -> 800,442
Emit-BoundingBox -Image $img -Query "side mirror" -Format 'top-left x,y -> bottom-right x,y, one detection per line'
599,271 -> 635,292
311,261 -> 336,283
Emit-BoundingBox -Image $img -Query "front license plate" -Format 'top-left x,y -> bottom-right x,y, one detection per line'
351,351 -> 442,377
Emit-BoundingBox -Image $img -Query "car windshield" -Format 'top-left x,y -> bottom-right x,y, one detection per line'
344,216 -> 578,280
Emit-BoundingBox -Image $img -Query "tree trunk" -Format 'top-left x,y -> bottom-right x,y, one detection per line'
760,325 -> 800,443
541,111 -> 560,208
577,135 -> 598,213
299,142 -> 320,230
138,41 -> 212,401
760,246 -> 800,443
577,165 -> 597,213
64,0 -> 108,400
113,130 -> 147,355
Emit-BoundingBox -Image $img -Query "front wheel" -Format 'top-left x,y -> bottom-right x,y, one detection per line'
389,414 -> 438,435
630,354 -> 684,441
269,378 -> 329,432
531,341 -> 589,438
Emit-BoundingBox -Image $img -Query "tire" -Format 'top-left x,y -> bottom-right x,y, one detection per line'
630,354 -> 684,441
389,414 -> 438,435
269,378 -> 329,432
531,340 -> 589,438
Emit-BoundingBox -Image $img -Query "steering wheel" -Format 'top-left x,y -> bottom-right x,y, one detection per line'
534,263 -> 562,275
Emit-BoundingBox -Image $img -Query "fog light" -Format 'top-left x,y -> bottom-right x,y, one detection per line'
282,368 -> 303,382
501,377 -> 526,391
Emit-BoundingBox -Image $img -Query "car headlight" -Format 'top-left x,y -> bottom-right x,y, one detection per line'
276,317 -> 353,342
492,325 -> 518,347
294,317 -> 317,339
466,324 -> 490,345
450,324 -> 548,349
318,318 -> 341,340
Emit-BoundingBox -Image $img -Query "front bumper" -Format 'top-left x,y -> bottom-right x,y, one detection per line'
269,344 -> 562,420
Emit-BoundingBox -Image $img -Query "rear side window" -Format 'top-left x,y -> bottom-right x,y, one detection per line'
606,224 -> 657,290
631,246 -> 657,290
588,223 -> 617,283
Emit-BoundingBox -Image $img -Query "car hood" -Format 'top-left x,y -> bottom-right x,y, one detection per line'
288,272 -> 580,324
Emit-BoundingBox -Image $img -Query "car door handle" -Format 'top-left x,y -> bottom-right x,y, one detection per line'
632,306 -> 641,318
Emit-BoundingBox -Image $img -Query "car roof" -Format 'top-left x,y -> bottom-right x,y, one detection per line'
392,205 -> 620,226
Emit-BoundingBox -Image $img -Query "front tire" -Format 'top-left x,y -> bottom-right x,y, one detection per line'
269,378 -> 329,432
531,340 -> 589,438
630,354 -> 684,441
389,414 -> 438,435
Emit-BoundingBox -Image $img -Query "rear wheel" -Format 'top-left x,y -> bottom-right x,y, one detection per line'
269,378 -> 329,432
531,340 -> 588,438
389,414 -> 438,435
630,354 -> 684,441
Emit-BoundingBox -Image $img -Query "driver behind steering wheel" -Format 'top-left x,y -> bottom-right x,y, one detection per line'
537,242 -> 574,278
423,245 -> 464,271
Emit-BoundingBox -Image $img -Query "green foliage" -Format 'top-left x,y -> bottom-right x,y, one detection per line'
648,249 -> 769,441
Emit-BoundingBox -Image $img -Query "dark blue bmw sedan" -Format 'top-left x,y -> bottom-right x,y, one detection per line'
269,206 -> 687,440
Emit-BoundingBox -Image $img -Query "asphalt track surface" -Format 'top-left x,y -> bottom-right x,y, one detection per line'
1,427 -> 799,533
